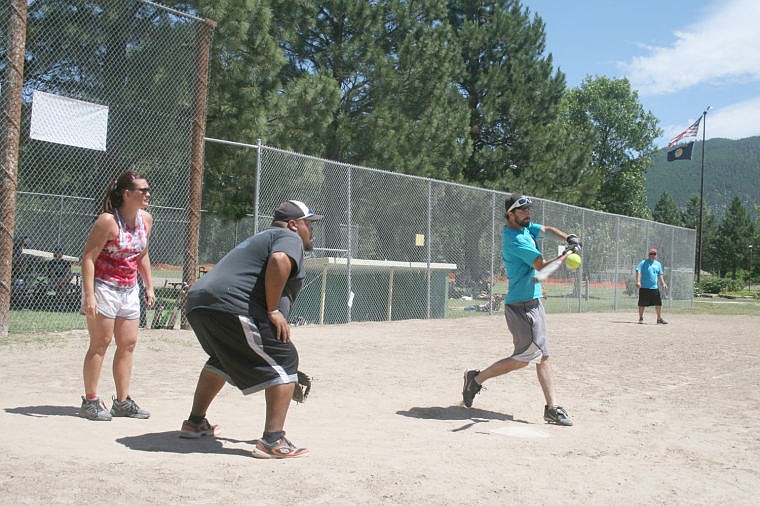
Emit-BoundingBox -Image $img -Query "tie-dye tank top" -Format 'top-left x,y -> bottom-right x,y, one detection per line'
94,209 -> 147,288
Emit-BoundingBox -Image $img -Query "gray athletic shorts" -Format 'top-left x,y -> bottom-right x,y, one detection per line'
504,298 -> 548,363
187,308 -> 298,395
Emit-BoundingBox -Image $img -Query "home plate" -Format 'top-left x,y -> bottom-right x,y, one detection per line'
489,425 -> 550,439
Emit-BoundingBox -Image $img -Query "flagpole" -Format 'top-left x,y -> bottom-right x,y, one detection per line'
695,106 -> 710,283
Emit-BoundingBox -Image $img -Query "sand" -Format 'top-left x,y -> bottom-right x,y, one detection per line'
1,312 -> 758,505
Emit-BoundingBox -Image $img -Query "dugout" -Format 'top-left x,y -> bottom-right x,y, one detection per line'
292,257 -> 457,324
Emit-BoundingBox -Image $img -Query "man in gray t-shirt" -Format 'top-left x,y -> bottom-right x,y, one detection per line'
179,200 -> 322,459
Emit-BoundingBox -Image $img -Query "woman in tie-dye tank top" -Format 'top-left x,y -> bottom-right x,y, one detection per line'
78,171 -> 155,421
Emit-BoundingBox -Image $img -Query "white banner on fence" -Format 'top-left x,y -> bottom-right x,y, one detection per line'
30,91 -> 109,151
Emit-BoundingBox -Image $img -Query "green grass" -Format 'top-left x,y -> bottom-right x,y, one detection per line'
677,298 -> 760,316
5,288 -> 758,335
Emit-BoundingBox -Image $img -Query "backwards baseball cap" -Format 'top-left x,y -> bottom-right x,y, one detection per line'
273,200 -> 323,222
505,195 -> 533,214
648,248 -> 657,254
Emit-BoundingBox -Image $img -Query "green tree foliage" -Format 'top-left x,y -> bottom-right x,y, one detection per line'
270,0 -> 474,254
563,77 -> 661,218
448,1 -> 572,192
716,196 -> 755,278
190,0 -> 341,221
653,192 -> 682,226
271,0 -> 469,180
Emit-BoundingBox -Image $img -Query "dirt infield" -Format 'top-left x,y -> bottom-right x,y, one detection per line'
2,312 -> 758,505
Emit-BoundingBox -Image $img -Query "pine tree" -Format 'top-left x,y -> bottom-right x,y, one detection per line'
653,192 -> 683,226
717,197 -> 755,278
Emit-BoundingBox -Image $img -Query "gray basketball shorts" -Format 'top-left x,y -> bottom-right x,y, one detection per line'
186,308 -> 299,395
504,298 -> 548,363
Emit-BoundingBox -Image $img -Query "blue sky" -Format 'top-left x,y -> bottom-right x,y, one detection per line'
522,0 -> 760,147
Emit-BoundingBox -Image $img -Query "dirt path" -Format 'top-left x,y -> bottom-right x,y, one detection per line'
1,312 -> 758,505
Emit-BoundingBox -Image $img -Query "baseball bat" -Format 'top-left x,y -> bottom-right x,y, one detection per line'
532,251 -> 570,282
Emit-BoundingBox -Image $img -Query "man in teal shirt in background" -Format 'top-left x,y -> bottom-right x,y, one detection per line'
636,248 -> 668,324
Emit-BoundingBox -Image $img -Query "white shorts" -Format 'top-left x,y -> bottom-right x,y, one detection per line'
82,280 -> 140,320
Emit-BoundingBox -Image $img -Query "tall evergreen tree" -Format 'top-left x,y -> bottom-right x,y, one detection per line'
193,0 -> 340,221
653,192 -> 683,226
272,0 -> 474,255
272,0 -> 468,179
447,0 -> 568,191
717,196 -> 755,278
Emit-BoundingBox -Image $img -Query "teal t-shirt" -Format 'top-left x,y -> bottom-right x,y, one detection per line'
502,223 -> 544,304
636,259 -> 663,289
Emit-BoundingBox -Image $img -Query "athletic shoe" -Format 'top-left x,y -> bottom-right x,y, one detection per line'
657,318 -> 668,324
251,436 -> 310,459
110,396 -> 150,419
79,396 -> 112,421
179,418 -> 220,439
462,370 -> 482,408
544,405 -> 573,426
638,318 -> 644,324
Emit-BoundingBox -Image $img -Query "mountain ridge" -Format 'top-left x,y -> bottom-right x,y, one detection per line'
646,136 -> 760,218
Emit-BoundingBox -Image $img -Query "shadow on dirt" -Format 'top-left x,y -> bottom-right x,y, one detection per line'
397,405 -> 529,432
5,405 -> 79,417
116,431 -> 256,457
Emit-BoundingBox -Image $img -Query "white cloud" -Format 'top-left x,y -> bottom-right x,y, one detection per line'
705,97 -> 760,139
622,0 -> 760,95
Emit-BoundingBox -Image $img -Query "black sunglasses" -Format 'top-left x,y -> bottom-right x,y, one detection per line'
131,187 -> 150,194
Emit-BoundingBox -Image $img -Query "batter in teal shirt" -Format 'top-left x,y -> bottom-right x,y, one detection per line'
461,195 -> 581,427
502,222 -> 544,303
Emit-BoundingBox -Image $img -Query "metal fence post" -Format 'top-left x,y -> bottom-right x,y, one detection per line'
426,180 -> 432,319
346,164 -> 352,323
254,139 -> 262,235
614,216 -> 620,310
490,192 -> 496,314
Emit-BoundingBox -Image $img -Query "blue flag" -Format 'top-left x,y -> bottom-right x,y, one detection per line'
667,141 -> 694,162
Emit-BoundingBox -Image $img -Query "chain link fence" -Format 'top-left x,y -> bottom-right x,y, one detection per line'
2,2 -> 694,333
1,1 -> 213,333
202,143 -> 696,326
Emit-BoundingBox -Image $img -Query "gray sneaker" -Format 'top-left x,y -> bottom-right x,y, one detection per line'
462,370 -> 482,408
79,396 -> 112,421
110,396 -> 150,419
544,405 -> 573,426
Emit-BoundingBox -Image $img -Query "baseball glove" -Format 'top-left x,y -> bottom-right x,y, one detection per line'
292,370 -> 312,403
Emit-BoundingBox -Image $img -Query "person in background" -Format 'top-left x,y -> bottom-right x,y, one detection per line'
79,171 -> 155,421
636,248 -> 668,325
47,245 -> 73,292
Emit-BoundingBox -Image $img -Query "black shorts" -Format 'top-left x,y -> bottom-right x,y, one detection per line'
187,308 -> 298,394
638,288 -> 662,307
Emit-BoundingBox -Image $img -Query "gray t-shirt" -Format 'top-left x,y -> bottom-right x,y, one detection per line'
186,227 -> 305,318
